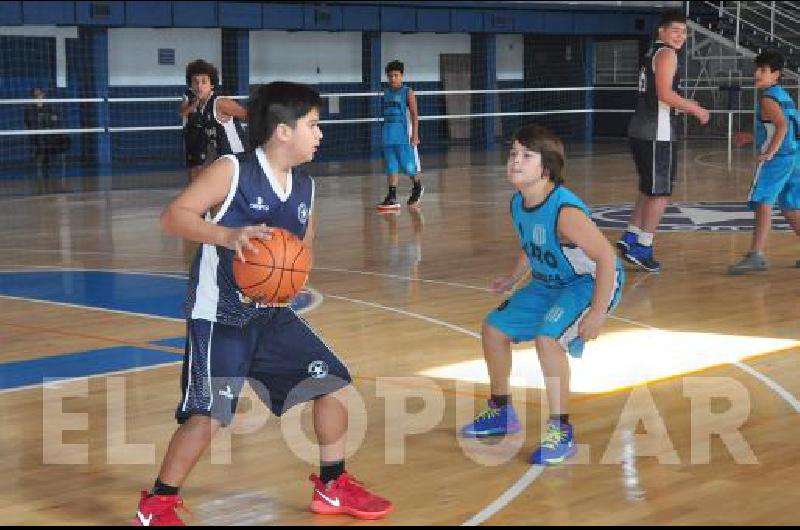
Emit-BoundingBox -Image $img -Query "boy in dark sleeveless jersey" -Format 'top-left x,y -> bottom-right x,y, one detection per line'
460,124 -> 624,466
180,59 -> 248,182
134,82 -> 392,525
619,12 -> 709,272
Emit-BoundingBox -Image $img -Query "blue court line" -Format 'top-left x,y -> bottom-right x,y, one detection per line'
0,344 -> 181,391
0,269 -> 317,392
0,270 -> 187,319
150,337 -> 186,349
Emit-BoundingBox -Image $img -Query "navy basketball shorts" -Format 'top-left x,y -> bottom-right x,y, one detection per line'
629,138 -> 677,197
175,308 -> 352,426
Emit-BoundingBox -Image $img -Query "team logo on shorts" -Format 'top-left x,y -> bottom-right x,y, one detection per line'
308,360 -> 329,379
591,202 -> 794,232
545,306 -> 565,323
298,202 -> 310,225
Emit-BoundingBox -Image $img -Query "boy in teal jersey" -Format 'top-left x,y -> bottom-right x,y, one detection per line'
461,124 -> 624,466
730,50 -> 800,274
377,60 -> 424,211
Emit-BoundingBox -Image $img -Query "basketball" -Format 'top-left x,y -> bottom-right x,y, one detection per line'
232,228 -> 311,303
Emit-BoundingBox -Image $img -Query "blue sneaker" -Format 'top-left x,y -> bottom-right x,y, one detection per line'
461,401 -> 521,438
622,243 -> 661,272
616,231 -> 638,253
530,421 -> 577,466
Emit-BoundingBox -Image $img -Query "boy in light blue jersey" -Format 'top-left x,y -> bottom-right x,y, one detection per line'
461,124 -> 624,466
377,60 -> 424,211
730,50 -> 800,274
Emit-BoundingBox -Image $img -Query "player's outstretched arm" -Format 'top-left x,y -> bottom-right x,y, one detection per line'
216,97 -> 248,122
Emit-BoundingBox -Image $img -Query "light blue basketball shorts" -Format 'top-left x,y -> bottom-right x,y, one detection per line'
748,155 -> 800,210
383,144 -> 420,177
486,273 -> 624,358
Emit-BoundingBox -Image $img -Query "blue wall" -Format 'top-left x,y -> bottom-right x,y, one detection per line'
0,1 -> 664,177
0,2 -> 661,34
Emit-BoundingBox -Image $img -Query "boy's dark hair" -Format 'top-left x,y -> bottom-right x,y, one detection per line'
755,50 -> 785,73
658,11 -> 686,29
248,82 -> 322,148
185,59 -> 219,87
385,60 -> 404,75
512,124 -> 566,184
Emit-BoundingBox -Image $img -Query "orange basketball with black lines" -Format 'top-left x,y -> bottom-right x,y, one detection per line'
232,228 -> 311,303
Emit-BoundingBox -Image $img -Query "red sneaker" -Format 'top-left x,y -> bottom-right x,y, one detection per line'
309,473 -> 393,520
132,491 -> 187,526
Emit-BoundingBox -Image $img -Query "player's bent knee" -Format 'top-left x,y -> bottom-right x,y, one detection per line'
184,414 -> 223,436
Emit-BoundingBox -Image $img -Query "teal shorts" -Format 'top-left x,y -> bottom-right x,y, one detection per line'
486,273 -> 624,358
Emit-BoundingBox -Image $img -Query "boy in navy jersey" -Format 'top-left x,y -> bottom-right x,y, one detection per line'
180,59 -> 248,182
461,124 -> 624,466
134,82 -> 392,525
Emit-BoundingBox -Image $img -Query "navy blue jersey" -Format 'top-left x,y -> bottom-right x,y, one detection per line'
184,92 -> 246,162
628,41 -> 681,142
186,147 -> 314,326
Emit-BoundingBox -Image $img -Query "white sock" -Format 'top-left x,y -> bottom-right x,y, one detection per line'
627,225 -> 643,237
638,231 -> 654,246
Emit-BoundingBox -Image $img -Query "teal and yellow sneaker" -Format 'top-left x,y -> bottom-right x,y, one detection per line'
461,401 -> 521,438
530,421 -> 577,466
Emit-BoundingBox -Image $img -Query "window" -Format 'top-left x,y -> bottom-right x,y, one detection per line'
594,40 -> 639,84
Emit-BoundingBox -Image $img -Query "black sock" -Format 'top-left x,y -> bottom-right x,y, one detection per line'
490,394 -> 510,408
151,478 -> 180,497
320,460 -> 345,484
550,414 -> 570,425
388,186 -> 397,199
412,179 -> 422,189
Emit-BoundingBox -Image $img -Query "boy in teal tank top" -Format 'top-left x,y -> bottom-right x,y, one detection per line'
730,50 -> 800,274
377,60 -> 424,211
461,124 -> 625,466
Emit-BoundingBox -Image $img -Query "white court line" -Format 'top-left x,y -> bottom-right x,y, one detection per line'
0,248 -> 185,260
0,294 -> 183,322
461,466 -> 546,526
3,266 -> 799,525
733,362 -> 800,413
318,267 -> 635,328
327,294 -> 481,339
0,265 -> 187,279
326,269 -> 800,525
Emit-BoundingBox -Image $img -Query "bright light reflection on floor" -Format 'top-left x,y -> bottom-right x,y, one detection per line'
419,330 -> 800,394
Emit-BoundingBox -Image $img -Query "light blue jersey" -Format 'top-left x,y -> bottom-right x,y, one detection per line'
510,186 -> 620,288
487,186 -> 624,357
756,84 -> 799,156
383,85 -> 411,146
749,84 -> 800,209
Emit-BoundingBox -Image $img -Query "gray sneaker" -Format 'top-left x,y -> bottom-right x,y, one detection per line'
728,252 -> 768,275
